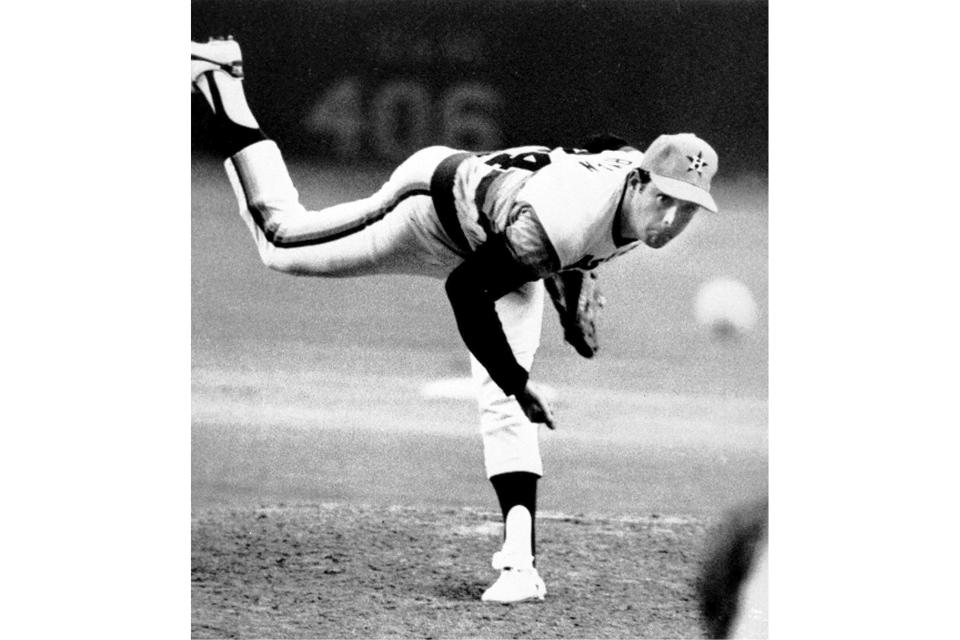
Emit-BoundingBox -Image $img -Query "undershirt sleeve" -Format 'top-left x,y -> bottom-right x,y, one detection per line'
444,235 -> 543,397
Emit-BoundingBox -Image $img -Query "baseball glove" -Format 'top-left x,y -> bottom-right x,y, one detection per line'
543,269 -> 605,358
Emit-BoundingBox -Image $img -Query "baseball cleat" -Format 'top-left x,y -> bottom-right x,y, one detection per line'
191,36 -> 243,91
480,550 -> 546,603
481,567 -> 546,603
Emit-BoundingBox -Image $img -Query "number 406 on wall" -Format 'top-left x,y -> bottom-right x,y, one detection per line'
303,77 -> 503,162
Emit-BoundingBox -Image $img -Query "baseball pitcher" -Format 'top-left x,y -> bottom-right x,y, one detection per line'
192,37 -> 718,603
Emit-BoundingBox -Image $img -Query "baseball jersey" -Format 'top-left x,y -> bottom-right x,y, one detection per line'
436,146 -> 645,397
453,147 -> 644,264
513,148 -> 645,269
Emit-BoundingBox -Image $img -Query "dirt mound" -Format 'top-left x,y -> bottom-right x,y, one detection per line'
193,503 -> 708,638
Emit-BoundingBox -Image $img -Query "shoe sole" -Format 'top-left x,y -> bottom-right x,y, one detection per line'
481,589 -> 546,604
191,55 -> 243,80
482,596 -> 545,604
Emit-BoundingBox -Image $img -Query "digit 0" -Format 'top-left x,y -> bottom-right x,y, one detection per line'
440,83 -> 502,151
370,81 -> 432,162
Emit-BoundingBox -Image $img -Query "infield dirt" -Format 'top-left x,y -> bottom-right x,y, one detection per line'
193,503 -> 708,639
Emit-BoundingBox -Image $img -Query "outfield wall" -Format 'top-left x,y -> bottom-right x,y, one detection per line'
191,0 -> 767,174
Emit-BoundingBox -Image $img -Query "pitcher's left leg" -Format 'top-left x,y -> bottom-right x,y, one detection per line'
471,280 -> 548,603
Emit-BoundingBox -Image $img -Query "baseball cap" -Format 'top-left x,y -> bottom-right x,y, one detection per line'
639,133 -> 719,213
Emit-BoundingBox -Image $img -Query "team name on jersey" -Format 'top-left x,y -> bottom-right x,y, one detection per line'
513,148 -> 643,268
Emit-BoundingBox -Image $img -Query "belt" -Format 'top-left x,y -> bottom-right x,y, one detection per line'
429,152 -> 475,254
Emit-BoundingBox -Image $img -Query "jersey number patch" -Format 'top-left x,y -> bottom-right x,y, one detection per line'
483,151 -> 552,172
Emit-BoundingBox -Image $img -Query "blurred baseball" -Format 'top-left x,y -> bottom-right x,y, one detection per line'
694,277 -> 759,339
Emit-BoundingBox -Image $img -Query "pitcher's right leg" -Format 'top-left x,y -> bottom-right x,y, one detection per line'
194,38 -> 467,278
225,140 -> 448,278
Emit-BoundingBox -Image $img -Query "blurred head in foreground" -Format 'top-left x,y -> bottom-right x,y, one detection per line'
697,496 -> 769,638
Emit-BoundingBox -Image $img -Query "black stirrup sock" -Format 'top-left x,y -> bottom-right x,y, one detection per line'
490,471 -> 539,557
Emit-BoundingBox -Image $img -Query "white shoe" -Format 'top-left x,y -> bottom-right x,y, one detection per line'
191,36 -> 243,91
480,551 -> 546,603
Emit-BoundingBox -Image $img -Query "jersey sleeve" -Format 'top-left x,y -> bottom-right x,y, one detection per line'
503,205 -> 561,278
444,235 -> 542,397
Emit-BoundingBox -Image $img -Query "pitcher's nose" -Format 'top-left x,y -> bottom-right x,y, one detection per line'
661,204 -> 678,227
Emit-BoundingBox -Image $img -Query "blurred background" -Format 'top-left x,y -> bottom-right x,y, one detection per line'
192,0 -> 768,518
192,0 -> 767,173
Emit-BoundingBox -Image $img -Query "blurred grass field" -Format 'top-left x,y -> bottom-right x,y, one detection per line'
191,157 -> 768,637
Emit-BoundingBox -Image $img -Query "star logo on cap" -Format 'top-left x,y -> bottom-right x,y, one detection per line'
687,151 -> 708,175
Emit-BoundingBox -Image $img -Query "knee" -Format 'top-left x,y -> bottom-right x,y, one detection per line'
259,246 -> 306,275
261,250 -> 291,273
481,421 -> 543,478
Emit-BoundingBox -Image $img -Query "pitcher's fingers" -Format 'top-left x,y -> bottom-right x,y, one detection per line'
542,407 -> 556,430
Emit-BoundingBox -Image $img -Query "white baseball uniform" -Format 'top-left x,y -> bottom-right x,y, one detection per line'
224,140 -> 645,477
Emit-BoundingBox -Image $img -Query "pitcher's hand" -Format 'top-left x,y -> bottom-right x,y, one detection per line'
515,382 -> 556,430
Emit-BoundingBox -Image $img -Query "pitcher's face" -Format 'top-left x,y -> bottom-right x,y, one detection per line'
619,173 -> 701,249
